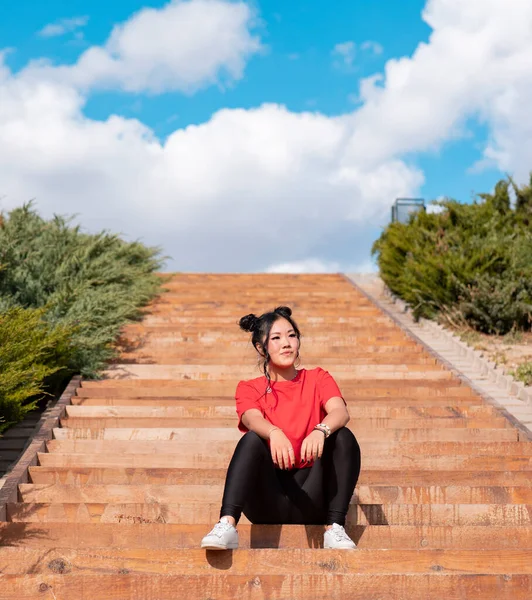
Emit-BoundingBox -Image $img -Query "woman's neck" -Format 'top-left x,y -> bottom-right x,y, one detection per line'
268,365 -> 298,382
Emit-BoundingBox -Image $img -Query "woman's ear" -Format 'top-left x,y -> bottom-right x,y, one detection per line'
255,342 -> 265,357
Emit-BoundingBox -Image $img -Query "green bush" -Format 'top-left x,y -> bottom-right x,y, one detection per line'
0,306 -> 74,432
0,204 -> 165,432
372,175 -> 532,334
0,204 -> 164,377
509,362 -> 532,387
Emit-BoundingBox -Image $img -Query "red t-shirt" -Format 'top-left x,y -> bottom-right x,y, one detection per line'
235,367 -> 343,468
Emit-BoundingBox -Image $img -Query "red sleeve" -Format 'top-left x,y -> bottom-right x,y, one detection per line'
317,368 -> 344,409
235,380 -> 264,432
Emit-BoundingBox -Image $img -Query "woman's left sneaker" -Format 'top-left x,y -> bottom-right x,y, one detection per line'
323,523 -> 357,549
201,517 -> 239,550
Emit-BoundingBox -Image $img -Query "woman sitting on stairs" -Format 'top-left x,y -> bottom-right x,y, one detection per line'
201,306 -> 361,550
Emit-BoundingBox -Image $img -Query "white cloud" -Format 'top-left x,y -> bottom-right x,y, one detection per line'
266,257 -> 378,274
332,41 -> 356,69
345,0 -> 532,172
426,203 -> 446,214
361,41 -> 384,56
266,259 -> 342,274
38,16 -> 89,39
2,0 -> 532,273
53,0 -> 262,94
0,66 -> 422,270
333,40 -> 383,71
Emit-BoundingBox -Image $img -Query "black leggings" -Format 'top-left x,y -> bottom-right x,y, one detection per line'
220,427 -> 361,526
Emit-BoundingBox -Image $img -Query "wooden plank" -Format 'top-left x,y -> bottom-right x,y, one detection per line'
27,466 -> 532,487
65,405 -> 504,424
48,436 -> 532,456
101,365 -> 454,381
17,483 -> 532,505
3,522 -> 532,550
79,377 -> 472,388
8,502 -> 532,526
5,573 -> 532,600
63,403 -> 498,418
72,396 -> 485,408
54,425 -> 518,442
58,416 -> 510,429
2,547 -> 532,575
36,451 -> 532,470
104,362 -> 449,374
0,450 -> 24,460
118,354 -> 438,365
0,428 -> 37,439
71,404 -> 498,418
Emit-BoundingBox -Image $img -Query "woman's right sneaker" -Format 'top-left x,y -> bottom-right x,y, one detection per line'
200,517 -> 239,550
323,523 -> 357,549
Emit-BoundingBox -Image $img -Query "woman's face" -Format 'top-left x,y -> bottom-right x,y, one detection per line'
261,317 -> 300,368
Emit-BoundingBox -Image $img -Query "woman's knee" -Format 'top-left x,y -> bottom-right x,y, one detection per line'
226,431 -> 270,476
329,427 -> 360,459
236,431 -> 269,454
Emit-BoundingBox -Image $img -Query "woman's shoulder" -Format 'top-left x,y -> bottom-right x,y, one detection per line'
301,366 -> 327,379
235,375 -> 265,392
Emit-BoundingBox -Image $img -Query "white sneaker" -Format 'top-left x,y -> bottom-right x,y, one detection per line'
323,523 -> 357,549
201,517 -> 239,550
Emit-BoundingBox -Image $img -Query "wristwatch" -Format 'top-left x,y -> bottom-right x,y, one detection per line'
314,423 -> 331,438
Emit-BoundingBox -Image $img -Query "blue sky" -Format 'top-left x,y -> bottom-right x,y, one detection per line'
0,0 -> 527,272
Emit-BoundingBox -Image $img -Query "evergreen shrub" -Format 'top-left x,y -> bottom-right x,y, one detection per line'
372,176 -> 532,334
510,362 -> 532,386
0,204 -> 164,430
0,204 -> 164,377
0,306 -> 73,432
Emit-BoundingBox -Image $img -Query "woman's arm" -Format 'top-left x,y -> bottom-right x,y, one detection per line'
241,408 -> 280,439
241,408 -> 295,469
320,396 -> 350,432
300,397 -> 350,463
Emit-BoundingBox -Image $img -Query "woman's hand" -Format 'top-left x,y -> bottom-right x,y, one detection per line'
269,429 -> 296,470
300,430 -> 326,464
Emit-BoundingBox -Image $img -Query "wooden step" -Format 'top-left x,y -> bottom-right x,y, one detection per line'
0,427 -> 37,439
46,438 -> 532,457
64,405 -> 503,424
118,353 -> 437,365
106,362 -> 447,373
0,460 -> 14,472
74,385 -> 476,398
17,483 -> 532,505
0,439 -> 28,451
36,451 -> 532,470
54,425 -> 519,442
9,502 -> 532,526
60,403 -> 500,417
71,395 -> 487,406
59,416 -> 509,429
101,365 -> 453,381
0,450 -> 23,461
2,547 -> 532,576
28,467 -> 532,487
77,379 -> 473,392
3,522 -> 532,550
4,573 -> 532,600
50,429 -> 527,455
3,272 -> 528,599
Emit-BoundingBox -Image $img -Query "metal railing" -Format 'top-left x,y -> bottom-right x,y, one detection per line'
391,198 -> 425,223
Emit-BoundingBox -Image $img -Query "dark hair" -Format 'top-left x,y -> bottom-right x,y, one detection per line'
239,306 -> 301,385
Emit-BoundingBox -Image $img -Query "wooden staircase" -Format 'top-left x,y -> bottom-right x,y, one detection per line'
1,273 -> 532,599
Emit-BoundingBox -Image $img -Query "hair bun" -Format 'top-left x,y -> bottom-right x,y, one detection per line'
239,313 -> 259,332
274,306 -> 292,318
